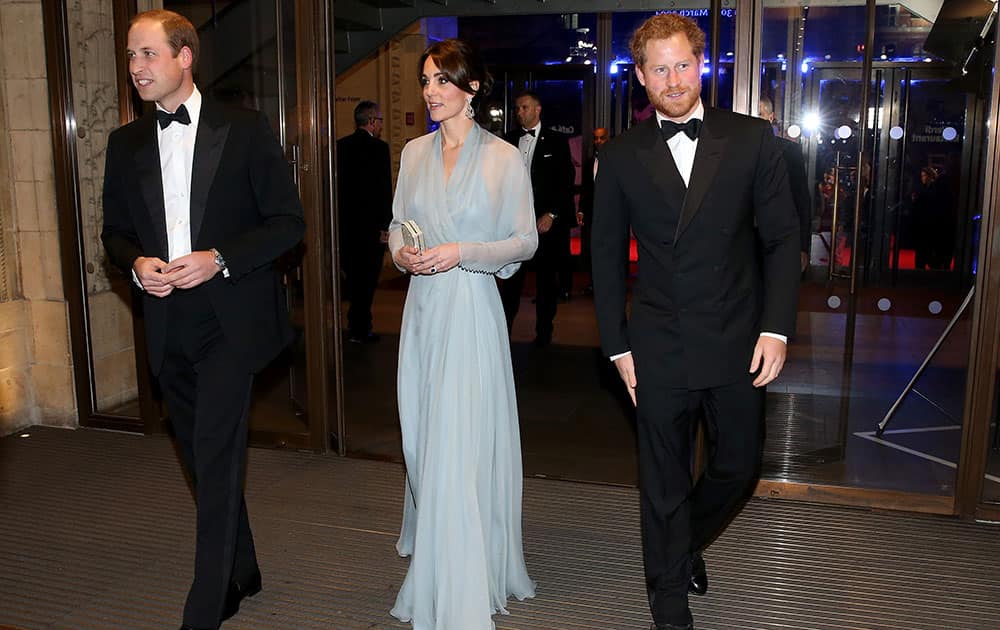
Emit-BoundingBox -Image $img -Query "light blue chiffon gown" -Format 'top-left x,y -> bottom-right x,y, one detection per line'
387,123 -> 538,629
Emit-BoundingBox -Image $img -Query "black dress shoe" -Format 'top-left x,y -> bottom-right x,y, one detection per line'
688,552 -> 708,596
179,626 -> 216,630
221,570 -> 262,621
650,623 -> 694,630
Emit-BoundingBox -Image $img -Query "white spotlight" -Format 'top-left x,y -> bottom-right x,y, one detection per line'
803,111 -> 821,133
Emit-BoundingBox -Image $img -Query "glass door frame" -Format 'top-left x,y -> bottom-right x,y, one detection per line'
739,0 -> 1000,519
43,0 -> 158,434
800,62 -> 977,289
866,64 -> 981,289
955,28 -> 1000,522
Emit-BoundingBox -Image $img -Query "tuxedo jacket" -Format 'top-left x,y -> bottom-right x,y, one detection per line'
504,126 -> 575,226
102,99 -> 306,375
578,152 -> 598,223
336,128 -> 392,243
776,135 -> 813,254
591,108 -> 800,389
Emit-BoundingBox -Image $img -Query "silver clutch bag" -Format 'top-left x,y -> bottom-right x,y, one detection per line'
400,219 -> 425,252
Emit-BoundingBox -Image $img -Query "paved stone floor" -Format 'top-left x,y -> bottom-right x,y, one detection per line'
1,427 -> 998,629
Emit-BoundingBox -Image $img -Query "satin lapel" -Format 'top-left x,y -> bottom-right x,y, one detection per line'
134,113 -> 169,259
189,100 -> 230,248
675,108 -> 727,241
635,117 -> 686,217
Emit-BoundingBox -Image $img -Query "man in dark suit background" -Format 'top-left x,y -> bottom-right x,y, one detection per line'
759,97 -> 813,272
336,100 -> 393,343
500,90 -> 576,346
576,127 -> 610,294
591,14 -> 800,630
101,10 -> 304,629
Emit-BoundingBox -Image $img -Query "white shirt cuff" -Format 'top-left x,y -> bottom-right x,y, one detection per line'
760,332 -> 788,344
609,351 -> 631,362
131,268 -> 145,291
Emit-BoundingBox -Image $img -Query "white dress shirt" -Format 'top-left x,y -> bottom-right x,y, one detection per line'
610,101 -> 785,362
133,87 -> 208,290
157,86 -> 202,262
655,102 -> 703,186
518,121 -> 542,170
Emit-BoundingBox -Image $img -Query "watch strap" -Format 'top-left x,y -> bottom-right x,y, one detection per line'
210,248 -> 230,278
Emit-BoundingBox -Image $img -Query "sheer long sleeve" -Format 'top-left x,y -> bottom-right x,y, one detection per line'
387,144 -> 411,272
458,151 -> 538,279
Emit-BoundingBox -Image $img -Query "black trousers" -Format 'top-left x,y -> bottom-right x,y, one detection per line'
578,220 -> 592,274
343,239 -> 385,336
559,229 -> 576,295
158,289 -> 258,628
635,375 -> 765,625
500,227 -> 567,339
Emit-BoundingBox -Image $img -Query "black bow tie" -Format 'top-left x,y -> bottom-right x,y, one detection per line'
660,118 -> 702,141
520,128 -> 536,138
156,104 -> 191,130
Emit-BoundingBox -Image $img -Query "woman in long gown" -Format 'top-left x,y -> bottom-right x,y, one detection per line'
387,39 -> 538,629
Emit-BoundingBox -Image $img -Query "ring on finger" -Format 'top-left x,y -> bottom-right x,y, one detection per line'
430,266 -> 437,274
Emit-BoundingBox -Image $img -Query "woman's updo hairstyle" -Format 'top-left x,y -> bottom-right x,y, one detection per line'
418,38 -> 494,115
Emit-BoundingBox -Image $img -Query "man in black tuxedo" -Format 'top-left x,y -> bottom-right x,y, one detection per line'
500,90 -> 576,346
591,14 -> 799,630
759,97 -> 813,272
337,100 -> 392,343
576,127 -> 610,293
101,10 -> 304,629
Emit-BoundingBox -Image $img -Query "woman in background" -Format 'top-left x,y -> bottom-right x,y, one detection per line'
387,38 -> 537,629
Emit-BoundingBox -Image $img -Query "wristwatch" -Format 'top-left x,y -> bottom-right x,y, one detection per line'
210,247 -> 230,278
547,212 -> 558,220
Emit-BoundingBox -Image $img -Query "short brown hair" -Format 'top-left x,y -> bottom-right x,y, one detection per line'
630,13 -> 706,69
130,9 -> 200,73
419,38 -> 494,107
514,89 -> 541,106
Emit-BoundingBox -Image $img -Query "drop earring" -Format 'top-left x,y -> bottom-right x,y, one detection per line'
465,97 -> 475,119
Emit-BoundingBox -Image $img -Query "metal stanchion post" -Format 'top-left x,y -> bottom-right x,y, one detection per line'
876,286 -> 976,436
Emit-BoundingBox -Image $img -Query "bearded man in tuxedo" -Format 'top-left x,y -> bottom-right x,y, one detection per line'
591,14 -> 800,630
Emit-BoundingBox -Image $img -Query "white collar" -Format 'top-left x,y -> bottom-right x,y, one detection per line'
156,85 -> 202,128
522,121 -> 542,136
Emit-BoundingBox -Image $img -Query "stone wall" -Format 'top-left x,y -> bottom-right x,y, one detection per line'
67,0 -> 138,413
0,0 -> 75,434
0,300 -> 32,429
